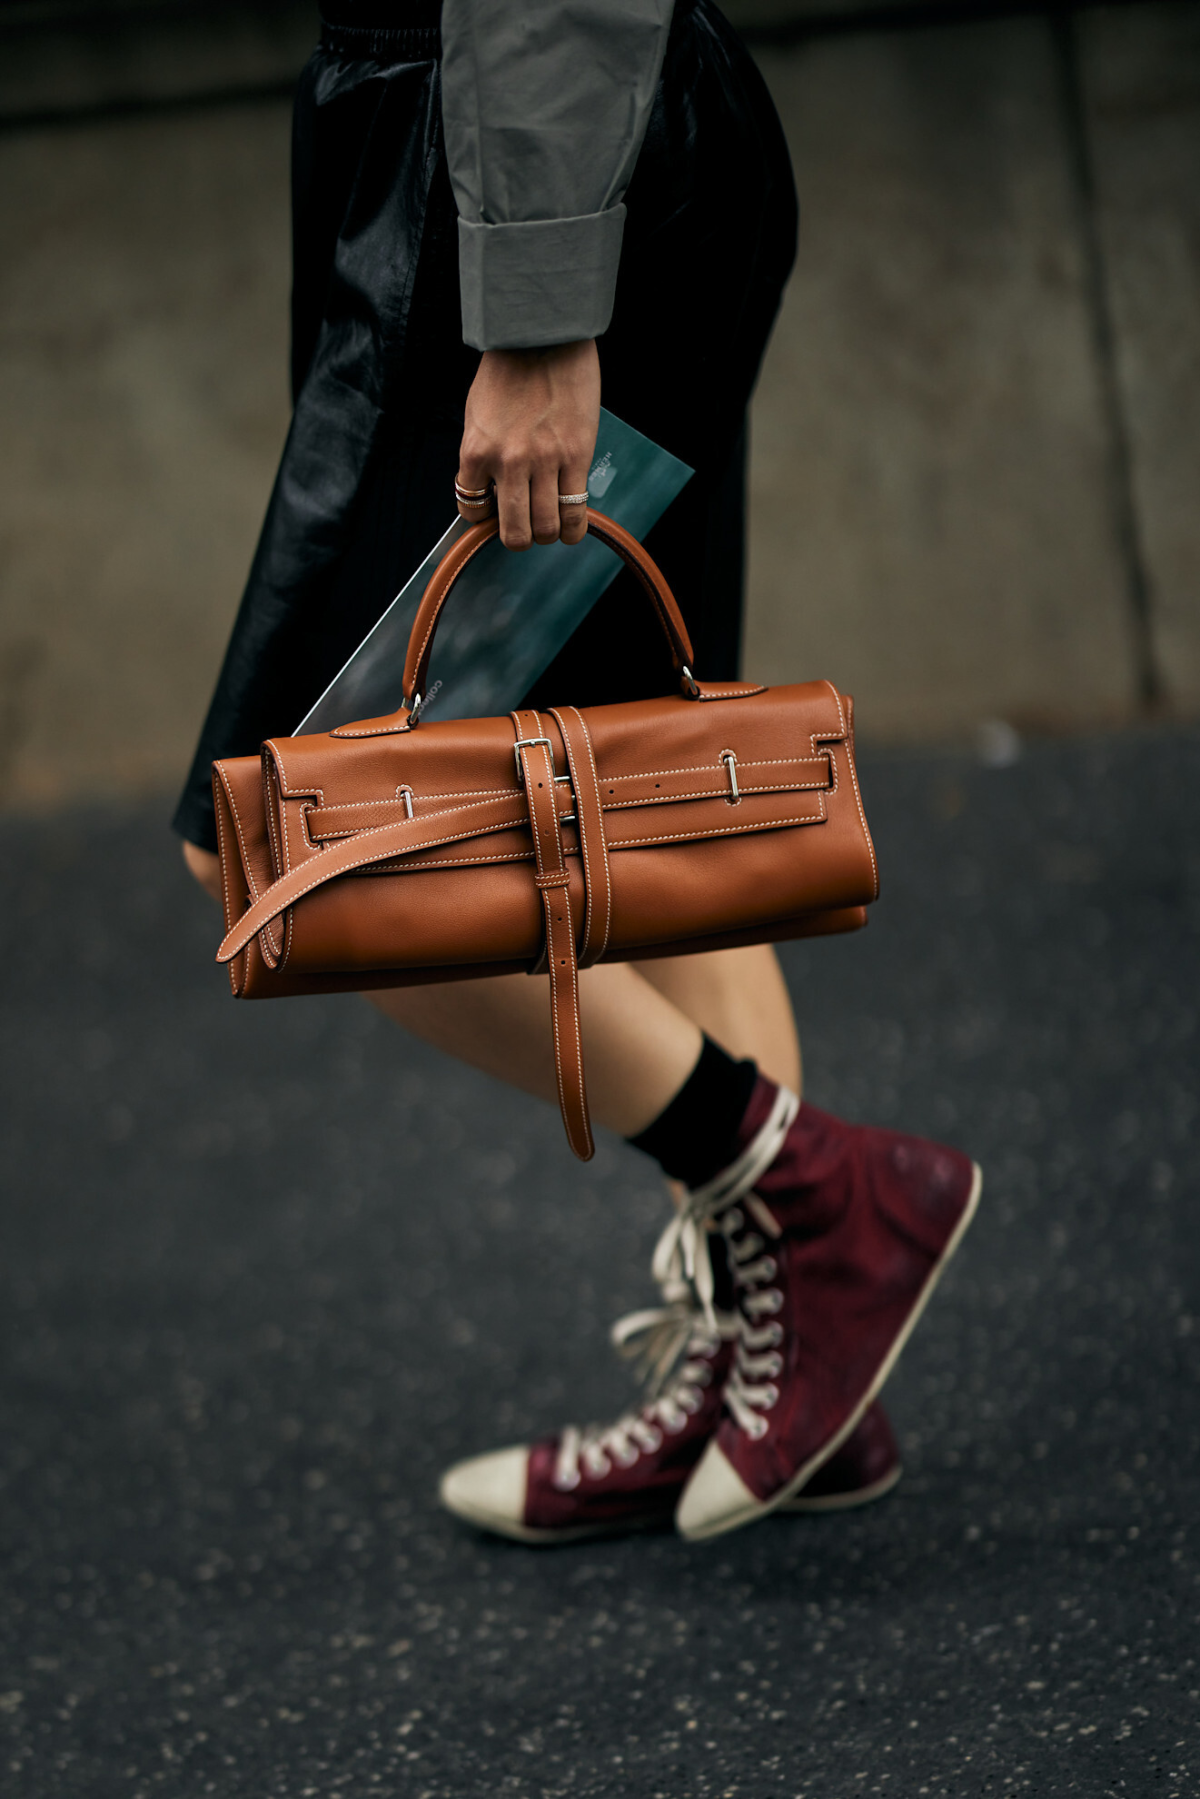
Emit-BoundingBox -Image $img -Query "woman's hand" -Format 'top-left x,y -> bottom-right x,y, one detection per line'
457,339 -> 600,550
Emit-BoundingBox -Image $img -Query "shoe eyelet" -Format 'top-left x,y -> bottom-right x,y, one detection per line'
750,1417 -> 769,1441
767,1323 -> 783,1346
642,1427 -> 663,1453
761,1256 -> 777,1280
766,1353 -> 783,1378
613,1445 -> 640,1469
553,1468 -> 582,1492
584,1452 -> 611,1480
762,1384 -> 779,1409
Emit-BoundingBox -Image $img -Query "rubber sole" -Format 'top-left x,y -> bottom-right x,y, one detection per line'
446,1432 -> 906,1547
781,1458 -> 903,1514
677,1159 -> 983,1542
441,1450 -> 903,1545
443,1465 -> 902,1543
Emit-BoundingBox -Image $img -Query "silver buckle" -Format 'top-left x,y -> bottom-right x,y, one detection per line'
513,735 -> 554,781
555,773 -> 576,826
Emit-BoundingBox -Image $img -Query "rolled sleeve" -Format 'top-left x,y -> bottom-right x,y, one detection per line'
442,0 -> 674,351
457,207 -> 627,350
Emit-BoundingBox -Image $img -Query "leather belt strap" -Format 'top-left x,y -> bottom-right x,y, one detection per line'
216,789 -> 526,964
512,710 -> 594,1162
549,706 -> 612,968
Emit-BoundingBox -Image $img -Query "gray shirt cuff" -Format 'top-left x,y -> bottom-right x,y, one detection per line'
457,206 -> 627,352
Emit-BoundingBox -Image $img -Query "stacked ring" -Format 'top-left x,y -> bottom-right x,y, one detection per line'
454,479 -> 494,510
557,492 -> 589,507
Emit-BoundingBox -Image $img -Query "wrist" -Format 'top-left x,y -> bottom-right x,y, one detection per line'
481,339 -> 595,372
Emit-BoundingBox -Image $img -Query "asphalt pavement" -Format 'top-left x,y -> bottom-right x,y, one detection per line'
1,728 -> 1197,1798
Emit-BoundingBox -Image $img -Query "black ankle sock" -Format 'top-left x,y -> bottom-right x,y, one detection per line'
628,1034 -> 759,1190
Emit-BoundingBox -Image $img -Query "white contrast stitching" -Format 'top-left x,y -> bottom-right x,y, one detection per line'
518,721 -> 574,1140
212,776 -> 244,996
548,709 -> 593,963
218,767 -> 283,963
358,850 -> 535,873
216,769 -> 261,901
331,720 -> 415,739
599,756 -> 828,783
696,684 -> 768,699
607,800 -> 826,850
839,736 -> 878,897
567,706 -> 612,961
819,680 -> 848,737
264,746 -> 324,806
220,798 -> 527,959
307,785 -> 514,815
601,778 -> 830,810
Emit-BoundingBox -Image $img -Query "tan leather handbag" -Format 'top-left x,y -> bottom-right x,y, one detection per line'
213,513 -> 878,1159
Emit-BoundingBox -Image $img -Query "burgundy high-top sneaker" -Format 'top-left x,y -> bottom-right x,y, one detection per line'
675,1082 -> 980,1541
439,1207 -> 904,1545
439,1300 -> 736,1543
784,1390 -> 901,1513
438,1299 -> 903,1543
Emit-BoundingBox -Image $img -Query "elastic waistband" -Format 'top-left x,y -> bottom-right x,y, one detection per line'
320,1 -> 442,59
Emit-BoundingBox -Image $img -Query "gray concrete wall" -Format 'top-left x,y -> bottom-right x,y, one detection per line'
0,100 -> 293,806
745,14 -> 1139,737
0,2 -> 1196,810
1081,3 -> 1200,713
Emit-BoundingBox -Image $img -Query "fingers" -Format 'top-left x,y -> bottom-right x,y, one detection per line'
456,459 -> 590,550
495,470 -> 534,550
454,448 -> 496,526
530,467 -> 562,547
458,342 -> 600,550
458,442 -> 538,549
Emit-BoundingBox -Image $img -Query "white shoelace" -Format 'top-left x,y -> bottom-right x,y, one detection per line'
554,1087 -> 801,1488
551,1300 -> 738,1492
651,1085 -> 800,1441
651,1086 -> 798,1320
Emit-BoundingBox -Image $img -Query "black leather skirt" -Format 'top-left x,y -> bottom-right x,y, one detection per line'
173,0 -> 797,849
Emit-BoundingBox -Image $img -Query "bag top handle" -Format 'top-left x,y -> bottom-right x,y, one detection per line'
401,509 -> 699,724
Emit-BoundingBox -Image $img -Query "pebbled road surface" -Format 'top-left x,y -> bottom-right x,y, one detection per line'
1,730 -> 1197,1798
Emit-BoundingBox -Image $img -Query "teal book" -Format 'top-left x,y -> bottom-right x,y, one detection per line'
297,410 -> 693,733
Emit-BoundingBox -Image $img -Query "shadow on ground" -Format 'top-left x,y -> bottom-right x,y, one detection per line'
1,732 -> 1197,1796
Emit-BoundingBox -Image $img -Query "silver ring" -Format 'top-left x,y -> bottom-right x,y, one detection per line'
557,492 -> 589,507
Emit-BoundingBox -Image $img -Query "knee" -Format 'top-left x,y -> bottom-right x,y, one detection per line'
182,840 -> 222,904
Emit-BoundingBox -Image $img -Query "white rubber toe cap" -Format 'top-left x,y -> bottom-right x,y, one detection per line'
675,1439 -> 762,1541
439,1446 -> 529,1536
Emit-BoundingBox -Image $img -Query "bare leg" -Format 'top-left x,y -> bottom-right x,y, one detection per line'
371,965 -> 700,1138
638,945 -> 801,1096
183,843 -> 800,1136
185,840 -> 697,1135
